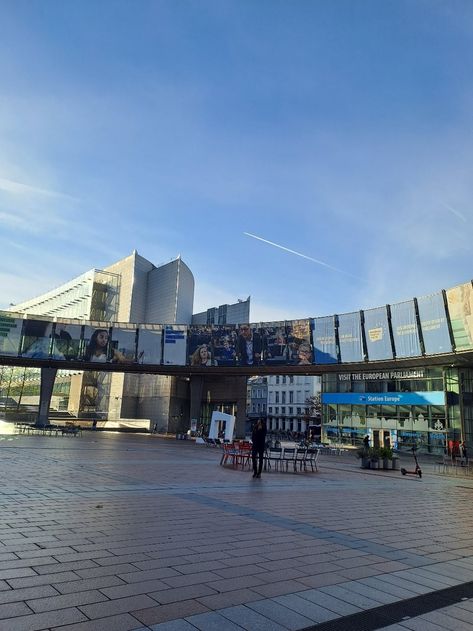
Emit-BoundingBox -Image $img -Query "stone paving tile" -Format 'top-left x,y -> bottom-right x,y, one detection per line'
274,593 -> 339,623
196,587 -> 262,610
54,574 -> 126,594
184,610 -> 243,630
149,620 -> 198,631
150,583 -> 218,605
27,589 -> 108,613
296,587 -> 362,616
80,594 -> 158,619
219,603 -> 288,630
248,598 -> 314,630
0,606 -> 87,631
51,612 -> 145,631
0,601 -> 33,620
133,599 -> 210,626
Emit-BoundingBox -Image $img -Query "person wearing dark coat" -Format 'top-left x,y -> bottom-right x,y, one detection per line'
252,418 -> 267,478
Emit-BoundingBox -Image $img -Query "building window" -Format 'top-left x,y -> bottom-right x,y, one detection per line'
275,407 -> 279,414
281,407 -> 286,414
257,403 -> 260,412
290,376 -> 294,384
289,391 -> 294,403
282,376 -> 286,384
276,376 -> 280,384
276,392 -> 280,403
297,407 -> 301,414
269,406 -> 273,413
289,407 -> 293,414
263,404 -> 266,412
252,404 -> 256,413
282,392 -> 286,404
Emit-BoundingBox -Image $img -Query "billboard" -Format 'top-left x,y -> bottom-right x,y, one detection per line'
82,326 -> 112,363
417,292 -> 452,355
236,324 -> 264,366
312,316 -> 338,364
188,325 -> 215,366
211,326 -> 237,366
110,327 -> 137,363
137,326 -> 162,365
262,323 -> 288,365
287,320 -> 313,365
363,306 -> 393,361
21,319 -> 55,359
163,325 -> 187,365
445,282 -> 473,350
0,313 -> 23,356
52,322 -> 82,360
390,300 -> 421,358
338,312 -> 364,363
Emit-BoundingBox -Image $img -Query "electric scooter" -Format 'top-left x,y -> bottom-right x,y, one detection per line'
401,446 -> 422,478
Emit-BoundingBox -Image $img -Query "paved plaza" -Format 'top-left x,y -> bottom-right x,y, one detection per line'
0,432 -> 473,630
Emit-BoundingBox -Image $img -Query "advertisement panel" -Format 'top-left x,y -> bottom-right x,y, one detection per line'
390,300 -> 421,358
52,322 -> 82,360
163,325 -> 187,365
0,313 -> 23,356
236,324 -> 264,366
137,326 -> 162,365
338,312 -> 364,363
110,327 -> 137,363
262,322 -> 288,365
188,325 -> 215,366
211,326 -> 237,366
417,292 -> 452,355
287,319 -> 312,365
82,325 -> 112,363
445,282 -> 473,350
322,392 -> 445,405
312,316 -> 338,364
363,306 -> 393,361
21,319 -> 55,359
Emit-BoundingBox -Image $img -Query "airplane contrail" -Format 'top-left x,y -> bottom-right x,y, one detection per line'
441,202 -> 467,222
243,232 -> 364,280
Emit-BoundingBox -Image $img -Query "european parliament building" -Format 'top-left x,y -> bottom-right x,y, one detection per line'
6,251 -> 249,433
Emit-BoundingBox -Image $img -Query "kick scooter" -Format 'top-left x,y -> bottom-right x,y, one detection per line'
401,446 -> 422,478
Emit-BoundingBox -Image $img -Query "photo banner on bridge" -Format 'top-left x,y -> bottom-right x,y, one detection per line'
52,322 -> 82,360
137,326 -> 162,365
312,316 -> 338,364
390,300 -> 421,358
417,292 -> 452,355
363,306 -> 393,361
163,325 -> 187,365
0,313 -> 23,356
262,322 -> 288,365
445,281 -> 473,351
286,320 -> 312,365
110,326 -> 137,363
211,325 -> 237,366
338,311 -> 364,363
188,325 -> 214,366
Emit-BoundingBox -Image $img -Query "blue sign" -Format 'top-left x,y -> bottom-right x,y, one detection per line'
417,292 -> 452,355
338,312 -> 364,363
312,316 -> 338,364
363,306 -> 392,361
322,392 -> 445,406
390,300 -> 421,358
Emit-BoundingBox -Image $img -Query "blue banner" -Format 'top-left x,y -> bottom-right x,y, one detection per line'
363,306 -> 393,361
390,300 -> 421,358
312,316 -> 338,364
417,292 -> 452,355
322,392 -> 445,405
338,312 -> 364,363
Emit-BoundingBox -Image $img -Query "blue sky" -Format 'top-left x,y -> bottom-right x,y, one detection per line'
1,0 -> 472,322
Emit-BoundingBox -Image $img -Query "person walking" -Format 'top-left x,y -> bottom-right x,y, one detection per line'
252,418 -> 267,478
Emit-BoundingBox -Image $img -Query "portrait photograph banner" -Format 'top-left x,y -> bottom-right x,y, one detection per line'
0,313 -> 23,356
417,292 -> 452,355
338,311 -> 364,363
445,282 -> 473,350
236,323 -> 264,366
312,316 -> 338,364
211,325 -> 237,366
188,325 -> 214,366
363,306 -> 393,361
163,325 -> 187,365
286,319 -> 312,365
82,325 -> 112,363
262,322 -> 288,365
137,327 -> 162,365
52,322 -> 82,360
390,300 -> 421,358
